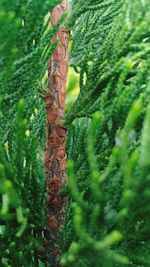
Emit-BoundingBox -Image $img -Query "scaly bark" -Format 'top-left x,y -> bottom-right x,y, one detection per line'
43,1 -> 69,266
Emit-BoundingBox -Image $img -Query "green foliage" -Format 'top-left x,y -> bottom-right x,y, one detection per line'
0,0 -> 61,147
1,0 -> 150,266
61,0 -> 150,266
0,100 -> 45,266
0,0 -> 61,266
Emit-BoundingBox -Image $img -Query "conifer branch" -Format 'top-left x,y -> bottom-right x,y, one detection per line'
43,1 -> 69,266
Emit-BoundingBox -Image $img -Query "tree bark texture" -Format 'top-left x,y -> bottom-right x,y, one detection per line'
44,1 -> 69,266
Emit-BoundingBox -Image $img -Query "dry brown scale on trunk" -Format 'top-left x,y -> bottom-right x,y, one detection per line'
43,1 -> 69,266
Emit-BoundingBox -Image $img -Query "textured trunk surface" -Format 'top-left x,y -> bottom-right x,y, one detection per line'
44,1 -> 69,266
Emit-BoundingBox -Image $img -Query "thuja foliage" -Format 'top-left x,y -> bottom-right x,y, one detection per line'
0,100 -> 45,266
0,0 -> 62,266
0,0 -> 61,146
61,0 -> 150,267
1,0 -> 150,267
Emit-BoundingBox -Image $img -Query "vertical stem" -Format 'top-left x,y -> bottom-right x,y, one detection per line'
44,1 -> 69,266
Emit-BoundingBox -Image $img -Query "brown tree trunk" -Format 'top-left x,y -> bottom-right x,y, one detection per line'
43,1 -> 69,266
